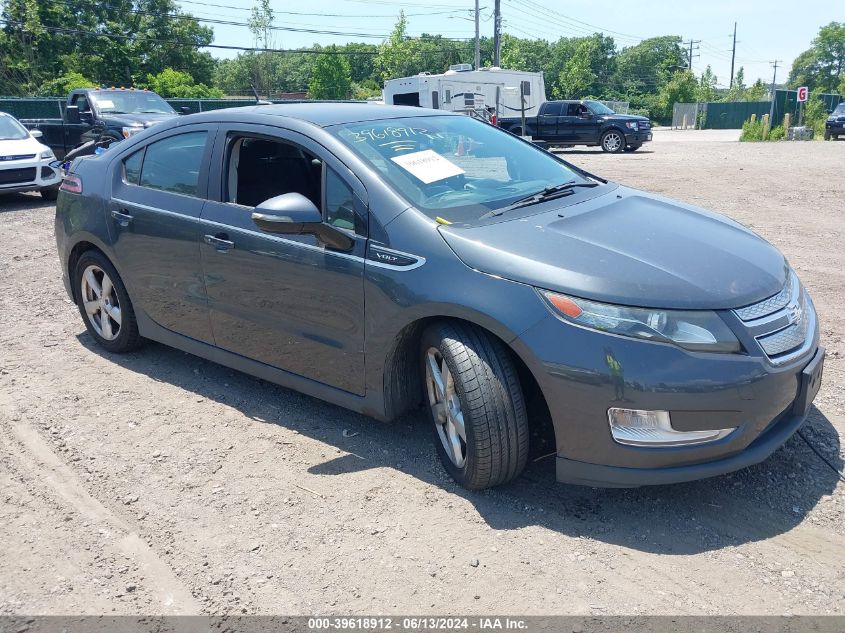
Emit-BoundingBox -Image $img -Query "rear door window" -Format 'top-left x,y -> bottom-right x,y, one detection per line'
123,149 -> 143,185
138,131 -> 208,197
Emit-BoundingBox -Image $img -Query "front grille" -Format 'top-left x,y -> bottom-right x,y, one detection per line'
733,271 -> 814,365
639,121 -> 651,129
0,167 -> 37,185
757,310 -> 811,357
734,273 -> 793,321
0,154 -> 36,162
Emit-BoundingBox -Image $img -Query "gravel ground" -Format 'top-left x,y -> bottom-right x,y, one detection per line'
0,131 -> 843,616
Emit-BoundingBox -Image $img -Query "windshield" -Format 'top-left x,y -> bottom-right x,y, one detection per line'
331,115 -> 589,225
0,114 -> 30,141
585,100 -> 615,115
89,91 -> 175,115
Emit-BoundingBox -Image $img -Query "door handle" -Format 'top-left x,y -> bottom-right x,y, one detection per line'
111,209 -> 133,227
204,233 -> 235,252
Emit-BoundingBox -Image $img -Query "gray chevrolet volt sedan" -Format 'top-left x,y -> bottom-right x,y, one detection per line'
55,104 -> 824,489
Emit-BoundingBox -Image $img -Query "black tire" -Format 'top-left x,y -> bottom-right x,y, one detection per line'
600,129 -> 626,153
420,321 -> 529,490
40,186 -> 59,201
623,144 -> 641,152
823,130 -> 831,140
73,250 -> 142,353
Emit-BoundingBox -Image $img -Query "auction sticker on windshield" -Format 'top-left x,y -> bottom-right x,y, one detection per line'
391,149 -> 464,184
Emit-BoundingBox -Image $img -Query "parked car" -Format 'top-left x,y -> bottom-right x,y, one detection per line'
498,99 -> 652,152
21,88 -> 184,159
0,111 -> 61,199
824,102 -> 845,140
55,104 -> 823,490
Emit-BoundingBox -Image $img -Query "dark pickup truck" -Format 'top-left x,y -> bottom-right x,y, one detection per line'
498,99 -> 652,153
22,88 -> 185,159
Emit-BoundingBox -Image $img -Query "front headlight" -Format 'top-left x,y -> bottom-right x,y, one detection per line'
122,126 -> 144,139
540,290 -> 740,352
40,148 -> 55,159
624,121 -> 639,130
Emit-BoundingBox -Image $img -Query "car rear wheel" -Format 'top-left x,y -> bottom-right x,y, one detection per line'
74,251 -> 141,353
601,130 -> 625,153
420,321 -> 529,490
40,186 -> 59,201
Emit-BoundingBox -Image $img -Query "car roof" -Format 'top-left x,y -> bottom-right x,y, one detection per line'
192,103 -> 456,128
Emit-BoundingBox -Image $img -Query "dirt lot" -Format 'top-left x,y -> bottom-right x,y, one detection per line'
1,131 -> 843,616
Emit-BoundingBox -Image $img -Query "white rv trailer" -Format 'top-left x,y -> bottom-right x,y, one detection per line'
382,65 -> 546,121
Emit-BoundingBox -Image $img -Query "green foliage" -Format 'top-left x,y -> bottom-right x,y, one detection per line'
656,70 -> 698,121
788,22 -> 845,92
0,0 -> 215,95
745,79 -> 768,101
768,125 -> 785,141
696,66 -> 718,102
309,47 -> 352,100
39,72 -> 96,96
740,118 -> 765,141
803,88 -> 832,139
145,68 -> 223,99
351,80 -> 381,100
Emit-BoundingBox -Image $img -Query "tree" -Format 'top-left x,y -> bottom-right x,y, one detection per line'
724,66 -> 747,101
0,0 -> 216,94
375,12 -> 415,81
696,65 -> 718,102
309,47 -> 352,99
657,70 -> 698,120
554,35 -> 616,99
40,72 -> 96,96
745,79 -> 768,101
145,68 -> 223,98
248,0 -> 275,98
788,22 -> 845,92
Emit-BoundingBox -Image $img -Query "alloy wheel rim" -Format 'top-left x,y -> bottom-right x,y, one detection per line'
80,265 -> 122,341
424,347 -> 467,468
604,132 -> 622,151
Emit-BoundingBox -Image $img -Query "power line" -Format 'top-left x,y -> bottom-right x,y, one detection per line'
177,0 -> 467,19
0,18 -> 476,56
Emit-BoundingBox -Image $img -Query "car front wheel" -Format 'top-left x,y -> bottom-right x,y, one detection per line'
74,251 -> 141,353
420,321 -> 529,490
601,130 -> 625,153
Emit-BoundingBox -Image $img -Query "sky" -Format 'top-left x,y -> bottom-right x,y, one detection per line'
180,0 -> 837,87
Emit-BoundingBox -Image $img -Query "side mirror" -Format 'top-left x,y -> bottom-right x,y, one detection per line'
179,106 -> 192,115
66,105 -> 80,124
251,192 -> 353,251
29,129 -> 43,139
828,109 -> 833,115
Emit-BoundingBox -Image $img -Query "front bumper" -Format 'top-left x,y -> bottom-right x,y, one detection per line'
515,305 -> 821,487
624,130 -> 652,144
0,158 -> 61,195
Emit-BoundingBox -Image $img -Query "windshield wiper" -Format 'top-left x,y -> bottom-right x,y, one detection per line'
482,180 -> 600,218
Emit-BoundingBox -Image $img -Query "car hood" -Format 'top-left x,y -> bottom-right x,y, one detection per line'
0,136 -> 43,157
604,114 -> 649,123
100,112 -> 177,127
438,187 -> 787,310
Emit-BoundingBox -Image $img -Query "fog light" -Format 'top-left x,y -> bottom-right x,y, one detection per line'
607,408 -> 734,447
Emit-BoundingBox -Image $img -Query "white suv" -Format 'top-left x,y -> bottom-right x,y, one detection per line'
0,111 -> 62,200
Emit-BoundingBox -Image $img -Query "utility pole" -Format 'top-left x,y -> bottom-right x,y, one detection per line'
493,0 -> 501,67
685,39 -> 700,71
768,60 -> 782,123
729,22 -> 737,88
474,0 -> 480,70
